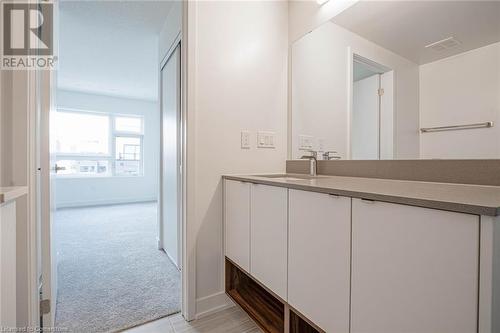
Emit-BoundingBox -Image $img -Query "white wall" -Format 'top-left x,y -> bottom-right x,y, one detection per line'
291,22 -> 420,160
187,0 -> 288,314
55,90 -> 160,208
0,71 -> 12,185
420,42 -> 500,159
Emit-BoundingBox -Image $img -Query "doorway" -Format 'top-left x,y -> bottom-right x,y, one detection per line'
350,54 -> 394,160
37,1 -> 185,332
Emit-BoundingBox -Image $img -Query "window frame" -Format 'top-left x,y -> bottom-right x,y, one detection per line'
113,134 -> 144,177
55,108 -> 145,178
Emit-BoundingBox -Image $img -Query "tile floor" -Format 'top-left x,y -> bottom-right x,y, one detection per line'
122,306 -> 262,333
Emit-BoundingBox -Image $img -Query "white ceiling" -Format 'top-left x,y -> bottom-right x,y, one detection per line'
58,1 -> 174,101
332,1 -> 500,64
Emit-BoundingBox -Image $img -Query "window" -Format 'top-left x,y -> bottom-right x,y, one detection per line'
55,110 -> 144,177
115,116 -> 143,134
55,112 -> 109,155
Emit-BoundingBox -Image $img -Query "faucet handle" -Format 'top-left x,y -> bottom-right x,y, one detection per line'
302,150 -> 317,158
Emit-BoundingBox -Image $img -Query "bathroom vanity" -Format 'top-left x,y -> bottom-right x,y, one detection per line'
224,1 -> 500,330
223,162 -> 500,333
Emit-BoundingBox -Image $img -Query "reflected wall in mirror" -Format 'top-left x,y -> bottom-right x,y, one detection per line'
291,1 -> 500,160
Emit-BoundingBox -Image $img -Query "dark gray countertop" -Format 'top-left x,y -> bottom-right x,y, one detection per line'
223,174 -> 500,217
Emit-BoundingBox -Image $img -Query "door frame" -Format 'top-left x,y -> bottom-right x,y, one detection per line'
31,2 -> 196,327
347,47 -> 393,160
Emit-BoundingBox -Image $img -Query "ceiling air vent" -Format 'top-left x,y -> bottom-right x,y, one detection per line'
425,37 -> 461,52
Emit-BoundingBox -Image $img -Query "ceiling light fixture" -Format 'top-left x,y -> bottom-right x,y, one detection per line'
317,0 -> 330,5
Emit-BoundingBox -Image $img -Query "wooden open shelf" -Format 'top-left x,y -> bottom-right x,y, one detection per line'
289,309 -> 321,333
225,258 -> 285,333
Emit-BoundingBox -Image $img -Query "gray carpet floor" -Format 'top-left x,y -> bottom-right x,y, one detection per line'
54,202 -> 180,333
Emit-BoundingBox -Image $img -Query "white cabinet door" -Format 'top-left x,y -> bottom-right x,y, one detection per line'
251,184 -> 288,300
351,198 -> 479,333
224,180 -> 251,272
0,202 -> 17,327
288,190 -> 351,333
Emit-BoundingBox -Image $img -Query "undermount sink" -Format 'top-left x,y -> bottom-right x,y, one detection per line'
273,177 -> 310,181
252,174 -> 318,181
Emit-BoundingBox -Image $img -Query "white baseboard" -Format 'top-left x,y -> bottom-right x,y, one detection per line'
56,197 -> 157,209
195,291 -> 234,319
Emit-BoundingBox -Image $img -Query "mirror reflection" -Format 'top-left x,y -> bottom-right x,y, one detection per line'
291,1 -> 500,160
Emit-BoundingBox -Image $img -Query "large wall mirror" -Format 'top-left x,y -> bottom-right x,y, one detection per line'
291,1 -> 500,160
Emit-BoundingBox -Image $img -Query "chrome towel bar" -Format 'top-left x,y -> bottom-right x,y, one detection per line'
420,121 -> 494,133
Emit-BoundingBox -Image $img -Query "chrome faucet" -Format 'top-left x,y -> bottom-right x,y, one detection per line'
300,150 -> 317,176
323,151 -> 341,160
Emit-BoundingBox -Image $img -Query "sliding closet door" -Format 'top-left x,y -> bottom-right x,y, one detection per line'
160,44 -> 181,268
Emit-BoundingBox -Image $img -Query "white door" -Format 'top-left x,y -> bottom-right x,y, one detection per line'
38,54 -> 58,329
250,184 -> 287,300
288,190 -> 351,333
352,74 -> 380,159
224,180 -> 251,272
160,44 -> 181,269
351,199 -> 479,333
39,2 -> 59,326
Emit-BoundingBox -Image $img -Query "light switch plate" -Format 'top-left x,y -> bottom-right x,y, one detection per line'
257,131 -> 276,149
241,131 -> 251,149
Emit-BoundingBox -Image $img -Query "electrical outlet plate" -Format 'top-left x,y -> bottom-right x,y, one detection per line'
241,131 -> 251,149
318,138 -> 325,151
257,131 -> 276,149
299,135 -> 313,150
